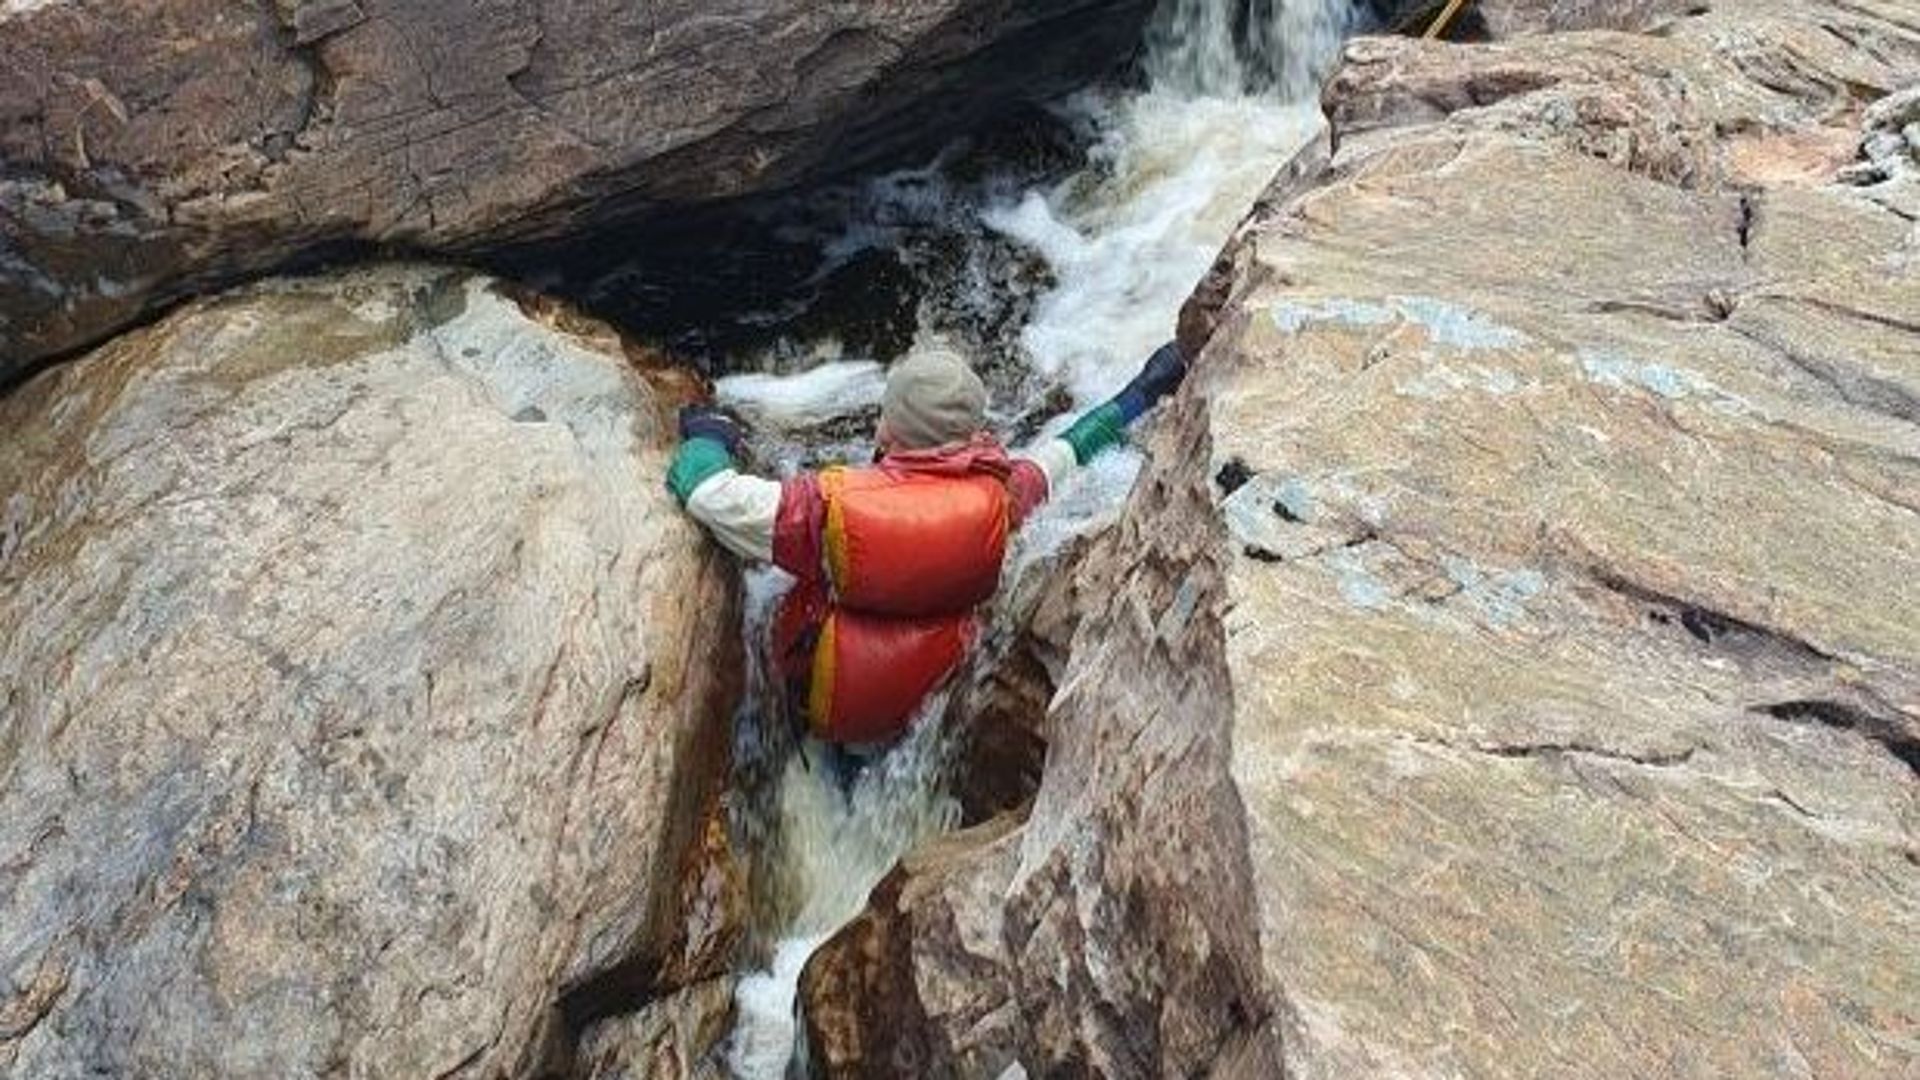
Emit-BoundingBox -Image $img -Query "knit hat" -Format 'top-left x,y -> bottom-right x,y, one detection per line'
880,345 -> 987,450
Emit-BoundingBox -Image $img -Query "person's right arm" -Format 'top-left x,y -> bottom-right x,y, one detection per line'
666,406 -> 781,563
667,405 -> 825,576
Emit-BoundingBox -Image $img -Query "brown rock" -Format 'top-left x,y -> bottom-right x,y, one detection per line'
0,0 -> 1156,380
0,265 -> 741,1077
576,978 -> 736,1080
799,813 -> 1030,1079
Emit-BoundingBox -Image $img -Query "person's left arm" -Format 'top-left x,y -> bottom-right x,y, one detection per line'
1011,340 -> 1189,515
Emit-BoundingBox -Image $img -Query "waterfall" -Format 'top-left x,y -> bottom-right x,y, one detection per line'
716,2 -> 1363,1076
1146,0 -> 1364,99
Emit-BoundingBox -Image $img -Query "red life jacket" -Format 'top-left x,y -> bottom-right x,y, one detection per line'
773,450 -> 1015,743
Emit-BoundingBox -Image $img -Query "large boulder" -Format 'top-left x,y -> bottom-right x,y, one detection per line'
804,1 -> 1920,1075
0,265 -> 741,1077
0,0 -> 1156,380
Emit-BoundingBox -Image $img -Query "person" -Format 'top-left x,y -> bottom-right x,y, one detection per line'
667,340 -> 1188,748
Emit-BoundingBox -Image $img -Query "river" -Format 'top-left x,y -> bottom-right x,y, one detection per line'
709,1 -> 1364,1074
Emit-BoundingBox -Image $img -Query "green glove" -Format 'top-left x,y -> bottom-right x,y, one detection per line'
666,405 -> 746,505
1060,341 -> 1189,464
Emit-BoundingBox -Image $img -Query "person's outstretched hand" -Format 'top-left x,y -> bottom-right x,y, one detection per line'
678,403 -> 746,455
1115,341 -> 1188,420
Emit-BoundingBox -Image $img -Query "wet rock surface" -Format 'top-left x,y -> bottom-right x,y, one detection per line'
576,978 -> 735,1080
805,1 -> 1920,1075
0,0 -> 1155,380
0,266 -> 739,1077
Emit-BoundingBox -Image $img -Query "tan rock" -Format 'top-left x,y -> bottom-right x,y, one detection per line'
1470,0 -> 1694,37
0,265 -> 740,1077
1378,0 -> 1691,39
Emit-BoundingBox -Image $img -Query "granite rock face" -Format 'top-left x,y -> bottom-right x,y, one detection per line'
0,266 -> 739,1077
1467,0 -> 1693,37
1374,0 -> 1689,38
805,1 -> 1920,1075
0,0 -> 1155,379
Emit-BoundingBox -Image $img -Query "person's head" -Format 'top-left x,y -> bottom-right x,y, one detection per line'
877,344 -> 987,452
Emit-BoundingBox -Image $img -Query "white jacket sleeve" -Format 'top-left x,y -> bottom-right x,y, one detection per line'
684,469 -> 782,563
1016,438 -> 1078,495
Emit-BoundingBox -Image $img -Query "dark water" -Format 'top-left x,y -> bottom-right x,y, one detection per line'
488,103 -> 1101,381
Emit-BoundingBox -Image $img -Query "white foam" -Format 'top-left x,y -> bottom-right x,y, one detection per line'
985,90 -> 1324,407
726,933 -> 829,1079
1,0 -> 62,17
1147,0 -> 1361,100
716,359 -> 887,430
724,701 -> 961,1080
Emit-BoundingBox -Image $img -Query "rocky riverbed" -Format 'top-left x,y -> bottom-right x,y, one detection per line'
3,0 -> 1917,1077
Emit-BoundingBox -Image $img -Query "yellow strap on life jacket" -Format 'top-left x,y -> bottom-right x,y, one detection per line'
819,467 -> 854,595
807,613 -> 838,733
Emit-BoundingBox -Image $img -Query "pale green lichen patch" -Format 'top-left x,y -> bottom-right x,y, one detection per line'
1270,295 -> 1528,354
1576,347 -> 1745,414
1275,478 -> 1317,523
1327,547 -> 1392,610
1271,297 -> 1397,333
1442,555 -> 1547,628
1391,296 -> 1527,351
1396,362 -> 1527,400
1220,471 -> 1349,562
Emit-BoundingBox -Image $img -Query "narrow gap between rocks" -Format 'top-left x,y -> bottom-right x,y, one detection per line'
621,3 -> 1383,1075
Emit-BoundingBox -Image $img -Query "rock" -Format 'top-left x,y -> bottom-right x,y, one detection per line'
1467,0 -> 1693,37
0,265 -> 741,1077
947,524 -> 1098,825
1370,0 -> 1689,38
576,978 -> 735,1080
800,814 -> 1030,1079
0,0 -> 1156,381
804,3 -> 1920,1076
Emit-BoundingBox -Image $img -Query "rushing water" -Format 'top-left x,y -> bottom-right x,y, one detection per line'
715,2 -> 1364,1075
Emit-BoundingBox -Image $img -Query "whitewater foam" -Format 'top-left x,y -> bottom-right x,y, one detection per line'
716,360 -> 888,430
985,90 -> 1324,407
725,703 -> 960,1080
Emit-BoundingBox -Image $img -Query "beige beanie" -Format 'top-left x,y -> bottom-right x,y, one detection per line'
880,345 -> 987,450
